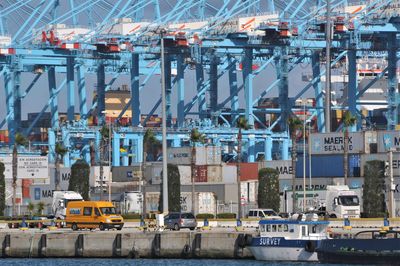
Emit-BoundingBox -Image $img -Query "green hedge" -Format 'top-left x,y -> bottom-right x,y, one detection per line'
196,213 -> 214,219
216,213 -> 236,219
122,213 -> 142,219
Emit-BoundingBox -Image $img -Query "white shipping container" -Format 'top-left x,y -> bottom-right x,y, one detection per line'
249,181 -> 257,202
310,132 -> 366,155
167,146 -> 221,165
144,163 -> 162,184
258,160 -> 292,179
222,164 -> 237,184
90,166 -> 111,187
377,130 -> 400,153
145,192 -> 216,214
178,165 -> 192,185
207,165 -> 222,183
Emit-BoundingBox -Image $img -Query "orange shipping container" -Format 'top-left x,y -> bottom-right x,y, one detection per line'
228,162 -> 259,181
194,165 -> 207,182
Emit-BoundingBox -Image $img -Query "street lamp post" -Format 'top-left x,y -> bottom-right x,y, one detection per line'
307,120 -> 312,190
108,120 -> 112,202
303,101 -> 306,211
160,28 -> 168,214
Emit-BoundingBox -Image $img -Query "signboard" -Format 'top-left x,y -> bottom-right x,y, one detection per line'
377,131 -> 400,153
259,160 -> 293,179
0,156 -> 48,179
17,156 -> 48,178
310,132 -> 365,155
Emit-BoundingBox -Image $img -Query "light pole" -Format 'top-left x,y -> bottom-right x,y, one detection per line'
307,120 -> 312,190
108,120 -> 112,202
302,101 -> 306,211
160,28 -> 168,214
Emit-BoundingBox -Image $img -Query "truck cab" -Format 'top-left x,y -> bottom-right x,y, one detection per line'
52,191 -> 83,220
325,185 -> 360,218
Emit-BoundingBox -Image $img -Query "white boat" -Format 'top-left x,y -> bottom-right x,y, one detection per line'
248,214 -> 330,262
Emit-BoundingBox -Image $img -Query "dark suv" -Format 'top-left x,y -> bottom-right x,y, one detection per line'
164,212 -> 197,231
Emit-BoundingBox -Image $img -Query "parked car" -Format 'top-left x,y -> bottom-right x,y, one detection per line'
247,209 -> 281,220
164,212 -> 197,231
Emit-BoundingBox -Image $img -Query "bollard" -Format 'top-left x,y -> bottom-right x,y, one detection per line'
381,217 -> 390,232
235,219 -> 243,231
342,217 -> 352,230
139,217 -> 146,231
202,218 -> 210,231
20,218 -> 28,231
48,219 -> 58,231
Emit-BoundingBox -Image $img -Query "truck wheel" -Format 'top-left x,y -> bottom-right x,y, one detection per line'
72,223 -> 78,231
329,214 -> 337,219
99,223 -> 106,231
173,223 -> 180,231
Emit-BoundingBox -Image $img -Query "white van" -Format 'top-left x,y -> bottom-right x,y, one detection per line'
248,209 -> 281,219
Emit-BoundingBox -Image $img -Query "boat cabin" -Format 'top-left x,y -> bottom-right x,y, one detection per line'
259,218 -> 329,240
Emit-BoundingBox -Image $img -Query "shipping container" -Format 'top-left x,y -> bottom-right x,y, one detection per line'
207,165 -> 222,183
194,165 -> 207,182
143,162 -> 162,184
310,131 -> 376,155
145,191 -> 216,214
178,165 -> 191,185
222,164 -> 237,184
112,164 -> 142,182
258,160 -> 293,179
228,162 -> 258,181
167,146 -> 221,165
377,130 -> 400,153
296,154 -> 361,178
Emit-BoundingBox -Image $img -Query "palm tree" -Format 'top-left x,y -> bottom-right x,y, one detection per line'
55,142 -> 67,191
236,117 -> 250,219
190,128 -> 205,216
288,116 -> 303,213
143,129 -> 161,217
99,125 -> 109,200
343,111 -> 357,186
12,133 -> 27,217
27,202 -> 35,216
36,201 -> 45,215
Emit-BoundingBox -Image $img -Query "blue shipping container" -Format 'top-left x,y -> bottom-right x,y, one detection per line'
296,154 -> 361,178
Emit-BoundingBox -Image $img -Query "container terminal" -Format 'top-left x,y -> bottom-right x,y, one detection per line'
0,0 -> 399,223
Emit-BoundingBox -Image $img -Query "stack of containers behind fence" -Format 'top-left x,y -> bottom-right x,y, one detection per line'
168,146 -> 222,184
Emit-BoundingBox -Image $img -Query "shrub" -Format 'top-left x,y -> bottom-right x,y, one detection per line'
159,164 -> 181,212
68,159 -> 90,200
258,168 -> 280,212
216,213 -> 236,219
122,213 -> 142,219
196,213 -> 214,219
363,160 -> 387,218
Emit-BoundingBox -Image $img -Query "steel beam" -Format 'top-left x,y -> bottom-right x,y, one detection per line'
67,56 -> 75,121
311,52 -> 325,132
277,47 -> 289,132
228,55 -> 238,126
131,53 -> 140,126
387,33 -> 398,130
97,63 -> 106,126
209,53 -> 219,126
77,64 -> 88,125
347,48 -> 357,131
48,67 -> 59,129
4,69 -> 15,144
176,54 -> 185,127
243,48 -> 254,127
196,61 -> 206,120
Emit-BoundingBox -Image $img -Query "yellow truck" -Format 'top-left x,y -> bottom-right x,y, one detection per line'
66,201 -> 124,231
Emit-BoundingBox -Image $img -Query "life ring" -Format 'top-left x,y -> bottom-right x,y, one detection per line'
305,240 -> 316,253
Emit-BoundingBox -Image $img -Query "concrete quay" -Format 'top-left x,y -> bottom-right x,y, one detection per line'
0,231 -> 255,259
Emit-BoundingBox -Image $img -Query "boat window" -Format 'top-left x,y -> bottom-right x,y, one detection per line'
283,225 -> 289,232
277,224 -> 283,232
266,225 -> 271,232
312,225 -> 317,233
272,224 -> 277,232
258,211 -> 263,217
260,225 -> 265,232
301,226 -> 307,236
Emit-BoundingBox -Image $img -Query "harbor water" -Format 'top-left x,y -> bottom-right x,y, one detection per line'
0,259 -> 342,266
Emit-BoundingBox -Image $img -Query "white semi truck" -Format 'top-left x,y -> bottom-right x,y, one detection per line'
281,185 -> 361,218
52,191 -> 83,220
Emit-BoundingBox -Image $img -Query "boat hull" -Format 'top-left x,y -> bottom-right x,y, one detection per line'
249,237 -> 319,261
317,238 -> 400,264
